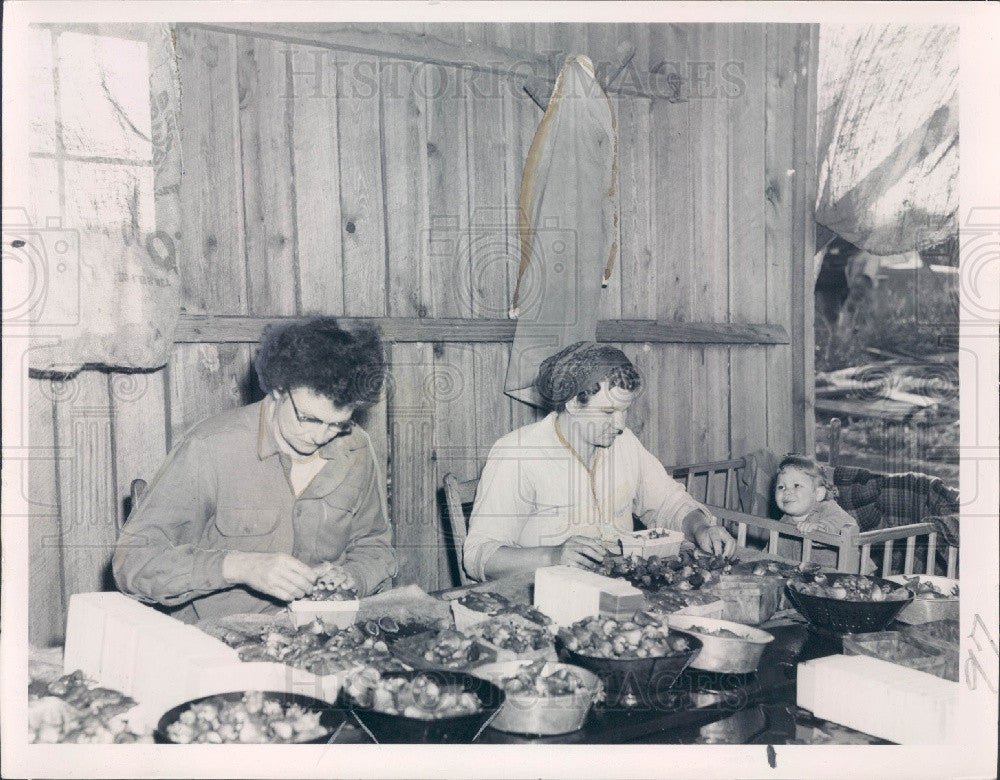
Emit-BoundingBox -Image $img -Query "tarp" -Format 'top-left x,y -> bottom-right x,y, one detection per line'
19,24 -> 182,373
816,25 -> 958,255
504,55 -> 619,407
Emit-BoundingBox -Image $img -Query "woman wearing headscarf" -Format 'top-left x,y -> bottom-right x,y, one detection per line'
464,342 -> 735,581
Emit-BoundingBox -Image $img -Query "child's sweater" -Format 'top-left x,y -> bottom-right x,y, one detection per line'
777,500 -> 875,572
781,499 -> 857,534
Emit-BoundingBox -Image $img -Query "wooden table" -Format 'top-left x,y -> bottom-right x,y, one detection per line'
326,566 -> 888,745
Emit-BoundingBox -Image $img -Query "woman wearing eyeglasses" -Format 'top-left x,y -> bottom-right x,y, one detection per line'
113,318 -> 397,623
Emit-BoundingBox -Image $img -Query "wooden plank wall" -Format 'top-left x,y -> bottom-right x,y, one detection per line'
26,22 -> 816,645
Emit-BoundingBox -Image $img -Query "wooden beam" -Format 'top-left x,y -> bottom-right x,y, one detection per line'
173,315 -> 790,345
181,22 -> 679,103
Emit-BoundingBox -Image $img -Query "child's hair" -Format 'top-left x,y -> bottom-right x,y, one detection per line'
777,454 -> 838,500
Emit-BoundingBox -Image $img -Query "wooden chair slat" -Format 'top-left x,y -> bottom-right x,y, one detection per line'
904,535 -> 916,575
882,539 -> 894,577
442,472 -> 479,587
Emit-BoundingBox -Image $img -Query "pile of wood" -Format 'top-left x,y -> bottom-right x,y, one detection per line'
815,348 -> 958,424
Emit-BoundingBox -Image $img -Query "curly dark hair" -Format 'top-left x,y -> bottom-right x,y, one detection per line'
535,341 -> 641,411
254,317 -> 386,407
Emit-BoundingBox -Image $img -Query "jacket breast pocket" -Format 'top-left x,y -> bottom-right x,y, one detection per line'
214,506 -> 283,539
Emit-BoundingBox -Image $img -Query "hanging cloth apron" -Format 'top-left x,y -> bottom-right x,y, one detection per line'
504,55 -> 619,407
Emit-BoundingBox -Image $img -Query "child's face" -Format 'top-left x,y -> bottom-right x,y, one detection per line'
775,467 -> 826,517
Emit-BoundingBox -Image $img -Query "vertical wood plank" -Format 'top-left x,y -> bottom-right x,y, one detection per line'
622,343 -> 657,456
727,24 -> 768,459
175,27 -> 246,314
337,51 -> 387,316
425,65 -> 470,319
166,344 -> 252,446
432,344 -> 479,484
926,531 -> 937,575
388,343 -> 441,591
531,25 -> 559,62
382,58 -> 431,318
53,371 -> 118,599
904,535 -> 916,574
472,344 -> 513,475
289,44 -> 345,314
359,392 -> 389,487
651,23 -> 693,327
764,24 -> 796,457
462,23 -> 490,48
657,345 -> 694,467
108,369 -> 168,533
583,23 -> 624,323
617,92 -> 654,319
551,23 -> 587,59
790,24 -> 818,455
468,70 -> 510,321
467,67 -> 515,467
650,25 -> 695,467
689,25 -> 731,462
238,35 -> 298,315
28,378 -> 65,646
494,24 -> 533,54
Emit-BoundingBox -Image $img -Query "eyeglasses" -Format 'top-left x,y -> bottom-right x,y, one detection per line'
286,390 -> 354,434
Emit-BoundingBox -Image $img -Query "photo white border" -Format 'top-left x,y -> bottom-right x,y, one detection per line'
3,2 -> 997,778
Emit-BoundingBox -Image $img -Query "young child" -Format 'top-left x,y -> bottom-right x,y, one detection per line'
774,454 -> 865,571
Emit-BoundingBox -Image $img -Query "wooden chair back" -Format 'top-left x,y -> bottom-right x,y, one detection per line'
441,473 -> 479,587
668,459 -> 746,511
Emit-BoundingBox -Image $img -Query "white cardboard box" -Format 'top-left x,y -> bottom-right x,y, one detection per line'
287,598 -> 360,629
534,566 -> 644,626
615,529 -> 686,559
797,654 -> 959,744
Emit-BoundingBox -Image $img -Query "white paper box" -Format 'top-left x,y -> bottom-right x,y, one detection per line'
99,612 -> 142,694
63,594 -> 108,678
616,529 -> 685,559
534,566 -> 644,627
287,598 -> 360,629
796,654 -> 959,743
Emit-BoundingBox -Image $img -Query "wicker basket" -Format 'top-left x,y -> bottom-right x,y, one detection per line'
785,575 -> 912,635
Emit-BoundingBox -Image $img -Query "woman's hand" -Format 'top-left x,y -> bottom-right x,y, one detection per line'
223,551 -> 317,601
551,536 -> 611,570
693,524 -> 737,557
